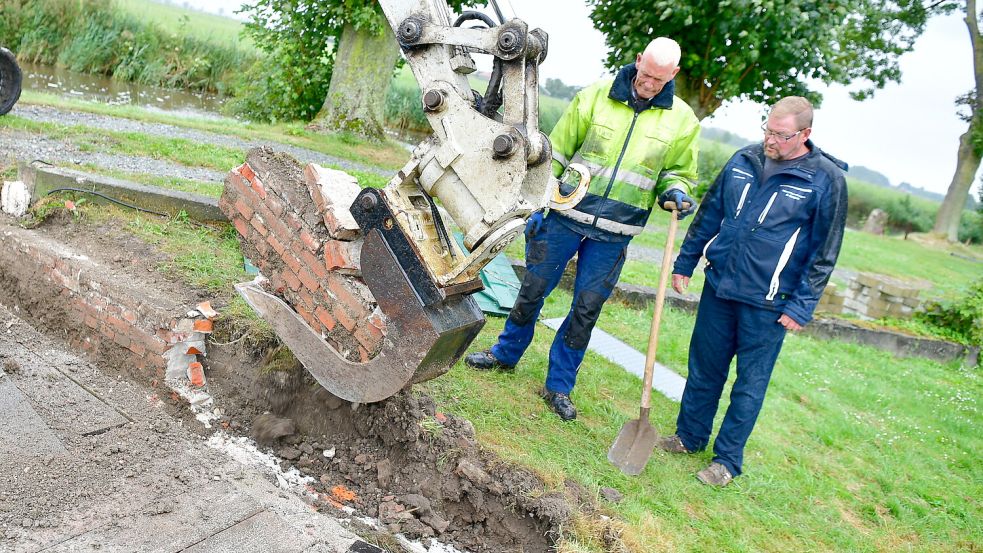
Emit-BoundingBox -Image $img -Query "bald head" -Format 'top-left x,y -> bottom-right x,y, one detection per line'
634,37 -> 681,99
642,37 -> 681,67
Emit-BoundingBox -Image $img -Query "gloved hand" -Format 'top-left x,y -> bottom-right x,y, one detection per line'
657,188 -> 696,219
524,210 -> 545,241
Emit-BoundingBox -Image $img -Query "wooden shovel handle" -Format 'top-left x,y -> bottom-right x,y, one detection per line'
640,210 -> 679,410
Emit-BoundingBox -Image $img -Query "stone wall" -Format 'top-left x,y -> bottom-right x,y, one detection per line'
818,272 -> 930,320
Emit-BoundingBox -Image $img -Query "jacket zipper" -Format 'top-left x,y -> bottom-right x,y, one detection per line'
754,192 -> 778,228
734,182 -> 751,219
766,227 -> 801,300
590,110 -> 640,233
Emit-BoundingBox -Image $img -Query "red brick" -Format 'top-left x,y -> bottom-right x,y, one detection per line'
234,198 -> 254,220
300,229 -> 320,252
84,314 -> 100,329
266,194 -> 286,218
327,276 -> 370,315
188,362 -> 205,387
315,307 -> 337,331
285,212 -> 303,232
249,214 -> 269,237
295,304 -> 316,329
297,288 -> 315,311
251,177 -> 267,200
144,335 -> 167,356
299,249 -> 328,280
267,235 -> 286,255
229,172 -> 252,198
358,346 -> 370,363
323,240 -> 360,273
282,270 -> 302,292
354,322 -> 383,352
283,253 -> 302,275
128,340 -> 147,357
122,309 -> 138,324
368,309 -> 387,335
106,314 -> 130,335
233,217 -> 251,238
297,268 -> 319,292
334,305 -> 356,332
238,163 -> 256,183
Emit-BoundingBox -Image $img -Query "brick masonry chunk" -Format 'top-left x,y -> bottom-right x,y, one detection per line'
219,148 -> 386,361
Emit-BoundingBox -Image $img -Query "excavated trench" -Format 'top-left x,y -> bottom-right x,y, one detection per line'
0,199 -> 595,552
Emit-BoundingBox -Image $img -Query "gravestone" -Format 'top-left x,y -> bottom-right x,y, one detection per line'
862,208 -> 888,235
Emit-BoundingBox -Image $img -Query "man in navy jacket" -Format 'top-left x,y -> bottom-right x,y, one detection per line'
660,96 -> 848,486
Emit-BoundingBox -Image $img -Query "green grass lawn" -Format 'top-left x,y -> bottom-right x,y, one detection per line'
424,291 -> 982,552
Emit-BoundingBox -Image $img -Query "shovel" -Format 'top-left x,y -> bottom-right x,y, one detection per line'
608,201 -> 684,476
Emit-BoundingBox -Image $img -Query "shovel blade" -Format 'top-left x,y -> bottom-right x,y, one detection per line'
608,418 -> 658,476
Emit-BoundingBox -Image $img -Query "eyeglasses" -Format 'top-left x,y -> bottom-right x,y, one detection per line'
760,123 -> 804,143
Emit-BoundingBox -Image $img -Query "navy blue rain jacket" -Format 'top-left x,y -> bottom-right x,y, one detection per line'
673,141 -> 848,325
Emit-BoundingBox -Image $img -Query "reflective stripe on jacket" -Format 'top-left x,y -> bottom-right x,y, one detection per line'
549,64 -> 700,237
673,141 -> 849,325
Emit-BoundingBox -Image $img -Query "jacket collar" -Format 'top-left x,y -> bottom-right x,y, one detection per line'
743,140 -> 849,180
608,63 -> 675,110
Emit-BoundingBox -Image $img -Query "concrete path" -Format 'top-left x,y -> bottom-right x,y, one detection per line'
0,303 -> 378,553
541,318 -> 686,402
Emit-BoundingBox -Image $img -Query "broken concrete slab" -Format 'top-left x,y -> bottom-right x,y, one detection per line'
17,161 -> 226,222
0,374 -> 67,458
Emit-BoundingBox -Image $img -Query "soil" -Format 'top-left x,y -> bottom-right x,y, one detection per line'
0,212 -> 590,552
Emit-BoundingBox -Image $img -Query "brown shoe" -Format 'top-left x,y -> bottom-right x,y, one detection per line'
656,434 -> 690,454
696,462 -> 734,487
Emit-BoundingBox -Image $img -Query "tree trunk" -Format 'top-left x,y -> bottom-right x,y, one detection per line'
933,0 -> 983,241
309,22 -> 400,140
672,74 -> 714,120
933,124 -> 981,240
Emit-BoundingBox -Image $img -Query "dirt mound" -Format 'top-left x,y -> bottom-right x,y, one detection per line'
208,344 -> 570,552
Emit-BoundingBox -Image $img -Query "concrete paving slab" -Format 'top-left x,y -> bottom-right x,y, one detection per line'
541,318 -> 686,402
0,374 -> 66,458
43,482 -> 264,552
183,509 -> 315,553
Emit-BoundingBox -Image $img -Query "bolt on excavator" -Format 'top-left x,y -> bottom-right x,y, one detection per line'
234,0 -> 589,403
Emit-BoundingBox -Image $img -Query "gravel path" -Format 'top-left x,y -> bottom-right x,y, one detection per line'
0,128 -> 227,182
5,104 -> 392,178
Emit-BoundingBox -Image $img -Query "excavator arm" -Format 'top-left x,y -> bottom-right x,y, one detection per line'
235,0 -> 588,403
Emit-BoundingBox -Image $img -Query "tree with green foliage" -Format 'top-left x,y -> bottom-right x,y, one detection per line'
234,0 -> 471,138
587,0 -> 944,119
933,0 -> 982,242
541,77 -> 581,100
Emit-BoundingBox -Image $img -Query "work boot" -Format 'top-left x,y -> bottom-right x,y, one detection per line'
463,350 -> 515,372
656,434 -> 690,454
540,388 -> 577,421
696,462 -> 734,487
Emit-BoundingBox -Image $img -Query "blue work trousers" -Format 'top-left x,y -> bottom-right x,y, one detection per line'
490,214 -> 628,395
675,284 -> 787,476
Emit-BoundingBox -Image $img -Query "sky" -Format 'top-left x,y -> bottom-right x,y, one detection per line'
181,0 -> 979,197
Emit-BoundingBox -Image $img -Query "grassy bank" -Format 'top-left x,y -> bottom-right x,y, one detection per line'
0,0 -> 255,95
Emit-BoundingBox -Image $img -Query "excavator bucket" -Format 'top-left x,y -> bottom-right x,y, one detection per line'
236,226 -> 484,404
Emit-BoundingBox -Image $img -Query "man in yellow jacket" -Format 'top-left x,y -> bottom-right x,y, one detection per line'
465,37 -> 700,421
